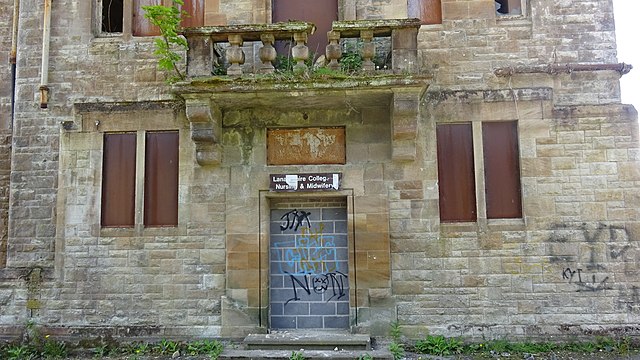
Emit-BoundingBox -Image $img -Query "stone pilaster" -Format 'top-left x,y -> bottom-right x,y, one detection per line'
391,86 -> 425,161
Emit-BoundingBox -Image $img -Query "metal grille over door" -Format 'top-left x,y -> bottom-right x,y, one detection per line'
270,206 -> 349,329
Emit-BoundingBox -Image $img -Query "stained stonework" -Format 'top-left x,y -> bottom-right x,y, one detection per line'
266,127 -> 346,165
0,0 -> 638,342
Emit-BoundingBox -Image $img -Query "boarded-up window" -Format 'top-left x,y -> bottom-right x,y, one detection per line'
101,133 -> 137,227
483,121 -> 522,219
132,0 -> 161,36
407,0 -> 442,25
181,0 -> 204,27
437,123 -> 477,222
144,131 -> 179,227
272,0 -> 338,56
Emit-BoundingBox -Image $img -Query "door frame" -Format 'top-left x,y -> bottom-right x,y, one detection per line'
258,190 -> 358,329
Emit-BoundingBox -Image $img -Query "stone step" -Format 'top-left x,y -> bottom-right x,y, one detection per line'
219,348 -> 394,360
243,332 -> 372,351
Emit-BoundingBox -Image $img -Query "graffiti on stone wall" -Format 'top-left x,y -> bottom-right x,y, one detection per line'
284,271 -> 348,305
561,267 -> 611,292
548,222 -> 639,311
617,286 -> 640,313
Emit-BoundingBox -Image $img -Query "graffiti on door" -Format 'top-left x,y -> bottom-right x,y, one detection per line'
270,206 -> 349,329
284,271 -> 348,305
273,223 -> 341,275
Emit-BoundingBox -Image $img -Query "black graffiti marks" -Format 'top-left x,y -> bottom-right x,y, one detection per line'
548,222 -> 633,270
562,267 -> 612,292
280,209 -> 312,232
284,271 -> 348,306
549,222 -> 639,311
562,267 -> 582,282
617,286 -> 640,313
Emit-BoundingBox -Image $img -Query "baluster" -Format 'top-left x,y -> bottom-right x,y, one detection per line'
226,34 -> 245,76
360,29 -> 375,72
326,30 -> 342,71
258,33 -> 277,74
291,32 -> 309,75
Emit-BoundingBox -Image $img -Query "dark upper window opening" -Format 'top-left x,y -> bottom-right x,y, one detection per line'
495,0 -> 523,16
102,0 -> 124,33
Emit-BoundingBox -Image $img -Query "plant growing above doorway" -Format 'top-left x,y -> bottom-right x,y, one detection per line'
142,0 -> 188,82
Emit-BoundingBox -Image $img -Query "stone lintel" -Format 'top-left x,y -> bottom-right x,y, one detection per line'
184,98 -> 222,166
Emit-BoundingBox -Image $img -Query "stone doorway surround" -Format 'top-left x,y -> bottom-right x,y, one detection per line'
268,198 -> 350,330
258,192 -> 357,331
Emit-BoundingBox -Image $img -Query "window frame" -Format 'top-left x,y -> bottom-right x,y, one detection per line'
436,120 -> 523,224
100,129 -> 180,230
495,0 -> 528,18
96,0 -> 196,37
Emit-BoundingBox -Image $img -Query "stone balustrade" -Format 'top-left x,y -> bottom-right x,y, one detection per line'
329,19 -> 421,74
180,18 -> 422,78
181,22 -> 316,77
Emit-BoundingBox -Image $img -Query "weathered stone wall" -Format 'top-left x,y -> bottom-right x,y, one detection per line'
0,132 -> 10,269
0,0 -> 638,341
389,90 -> 640,339
8,0 -> 174,269
0,0 -> 13,130
0,0 -> 13,269
420,0 -> 620,105
1,0 -> 180,336
45,103 -> 225,336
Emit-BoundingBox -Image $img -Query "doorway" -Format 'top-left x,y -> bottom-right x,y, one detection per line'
269,200 -> 349,329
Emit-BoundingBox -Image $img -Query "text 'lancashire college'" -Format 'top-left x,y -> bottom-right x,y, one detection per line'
270,173 -> 342,192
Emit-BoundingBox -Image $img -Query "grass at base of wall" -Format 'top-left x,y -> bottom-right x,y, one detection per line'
409,335 -> 638,358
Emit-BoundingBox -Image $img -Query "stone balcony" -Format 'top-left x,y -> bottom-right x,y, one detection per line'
180,18 -> 423,77
174,19 -> 429,166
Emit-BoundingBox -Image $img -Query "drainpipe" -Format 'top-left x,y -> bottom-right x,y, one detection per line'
39,0 -> 52,109
10,0 -> 20,125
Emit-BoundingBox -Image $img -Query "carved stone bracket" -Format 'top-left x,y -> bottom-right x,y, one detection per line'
391,87 -> 425,161
185,98 -> 222,166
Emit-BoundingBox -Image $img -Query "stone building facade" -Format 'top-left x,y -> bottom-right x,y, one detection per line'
0,0 -> 639,341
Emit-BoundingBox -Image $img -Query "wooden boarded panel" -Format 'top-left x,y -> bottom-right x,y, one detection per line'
483,121 -> 522,219
101,133 -> 137,227
144,131 -> 179,227
133,0 -> 161,36
267,127 -> 345,165
272,0 -> 338,56
407,0 -> 442,25
436,123 -> 476,222
181,0 -> 204,27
